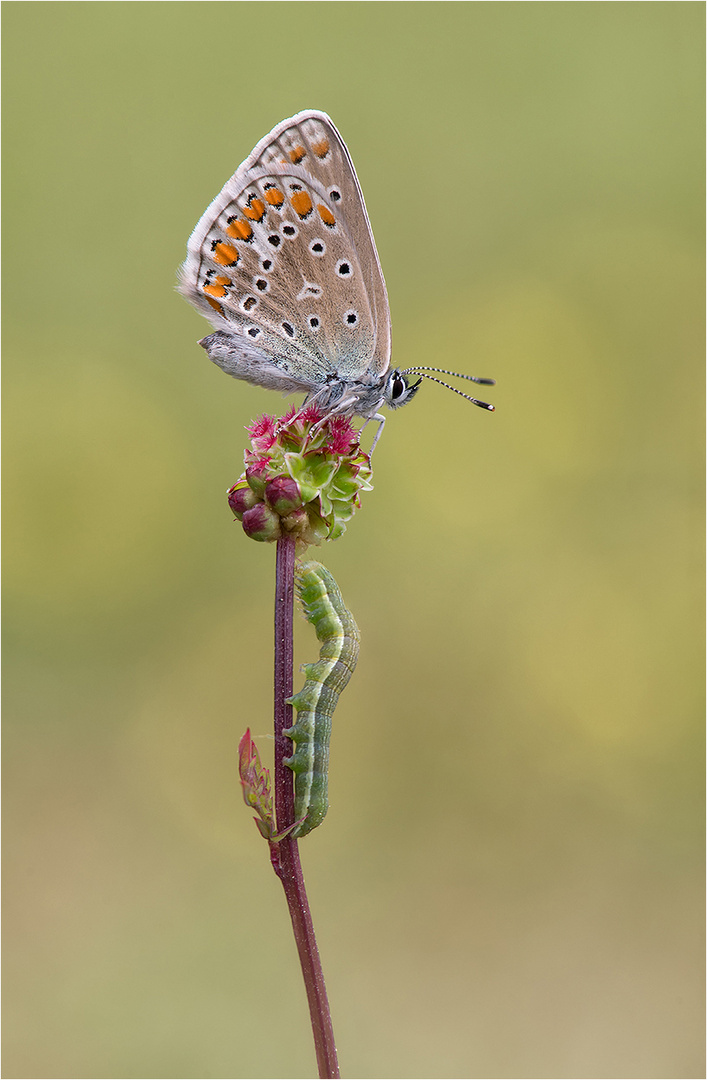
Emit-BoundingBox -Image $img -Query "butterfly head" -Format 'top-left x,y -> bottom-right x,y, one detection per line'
384,370 -> 422,410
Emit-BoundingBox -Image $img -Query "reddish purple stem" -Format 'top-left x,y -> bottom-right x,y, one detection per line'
271,536 -> 340,1080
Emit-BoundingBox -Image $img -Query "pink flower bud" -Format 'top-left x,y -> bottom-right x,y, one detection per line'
265,475 -> 303,515
242,503 -> 282,542
227,484 -> 259,519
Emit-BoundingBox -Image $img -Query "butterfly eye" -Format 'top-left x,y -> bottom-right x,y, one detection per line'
386,371 -> 421,409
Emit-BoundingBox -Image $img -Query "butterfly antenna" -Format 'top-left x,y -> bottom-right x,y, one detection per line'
411,373 -> 495,411
402,365 -> 496,387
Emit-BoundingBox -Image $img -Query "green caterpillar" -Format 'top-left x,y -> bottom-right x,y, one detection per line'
284,561 -> 360,838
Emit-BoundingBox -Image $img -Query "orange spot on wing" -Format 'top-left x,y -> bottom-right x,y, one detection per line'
290,191 -> 313,218
289,145 -> 306,164
204,281 -> 228,298
242,197 -> 265,221
225,217 -> 253,241
312,138 -> 329,158
205,296 -> 224,314
317,203 -> 336,227
212,241 -> 239,266
264,187 -> 285,207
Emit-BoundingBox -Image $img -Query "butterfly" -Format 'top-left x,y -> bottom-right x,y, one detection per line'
179,110 -> 494,447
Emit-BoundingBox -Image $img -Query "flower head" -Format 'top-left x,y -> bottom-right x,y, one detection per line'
227,407 -> 373,551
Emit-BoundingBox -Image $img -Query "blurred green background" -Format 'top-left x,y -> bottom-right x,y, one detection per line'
3,3 -> 703,1078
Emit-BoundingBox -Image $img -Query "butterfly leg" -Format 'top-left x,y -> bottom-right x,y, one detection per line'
366,413 -> 386,453
319,401 -> 386,453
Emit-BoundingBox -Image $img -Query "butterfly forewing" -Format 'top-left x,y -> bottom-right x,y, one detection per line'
179,111 -> 391,389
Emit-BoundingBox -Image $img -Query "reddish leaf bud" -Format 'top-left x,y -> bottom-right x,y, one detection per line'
238,728 -> 276,840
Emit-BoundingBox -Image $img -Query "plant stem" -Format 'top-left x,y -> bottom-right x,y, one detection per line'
271,536 -> 340,1080
273,535 -> 296,836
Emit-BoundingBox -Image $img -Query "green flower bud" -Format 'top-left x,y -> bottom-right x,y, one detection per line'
280,507 -> 310,534
246,460 -> 270,499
